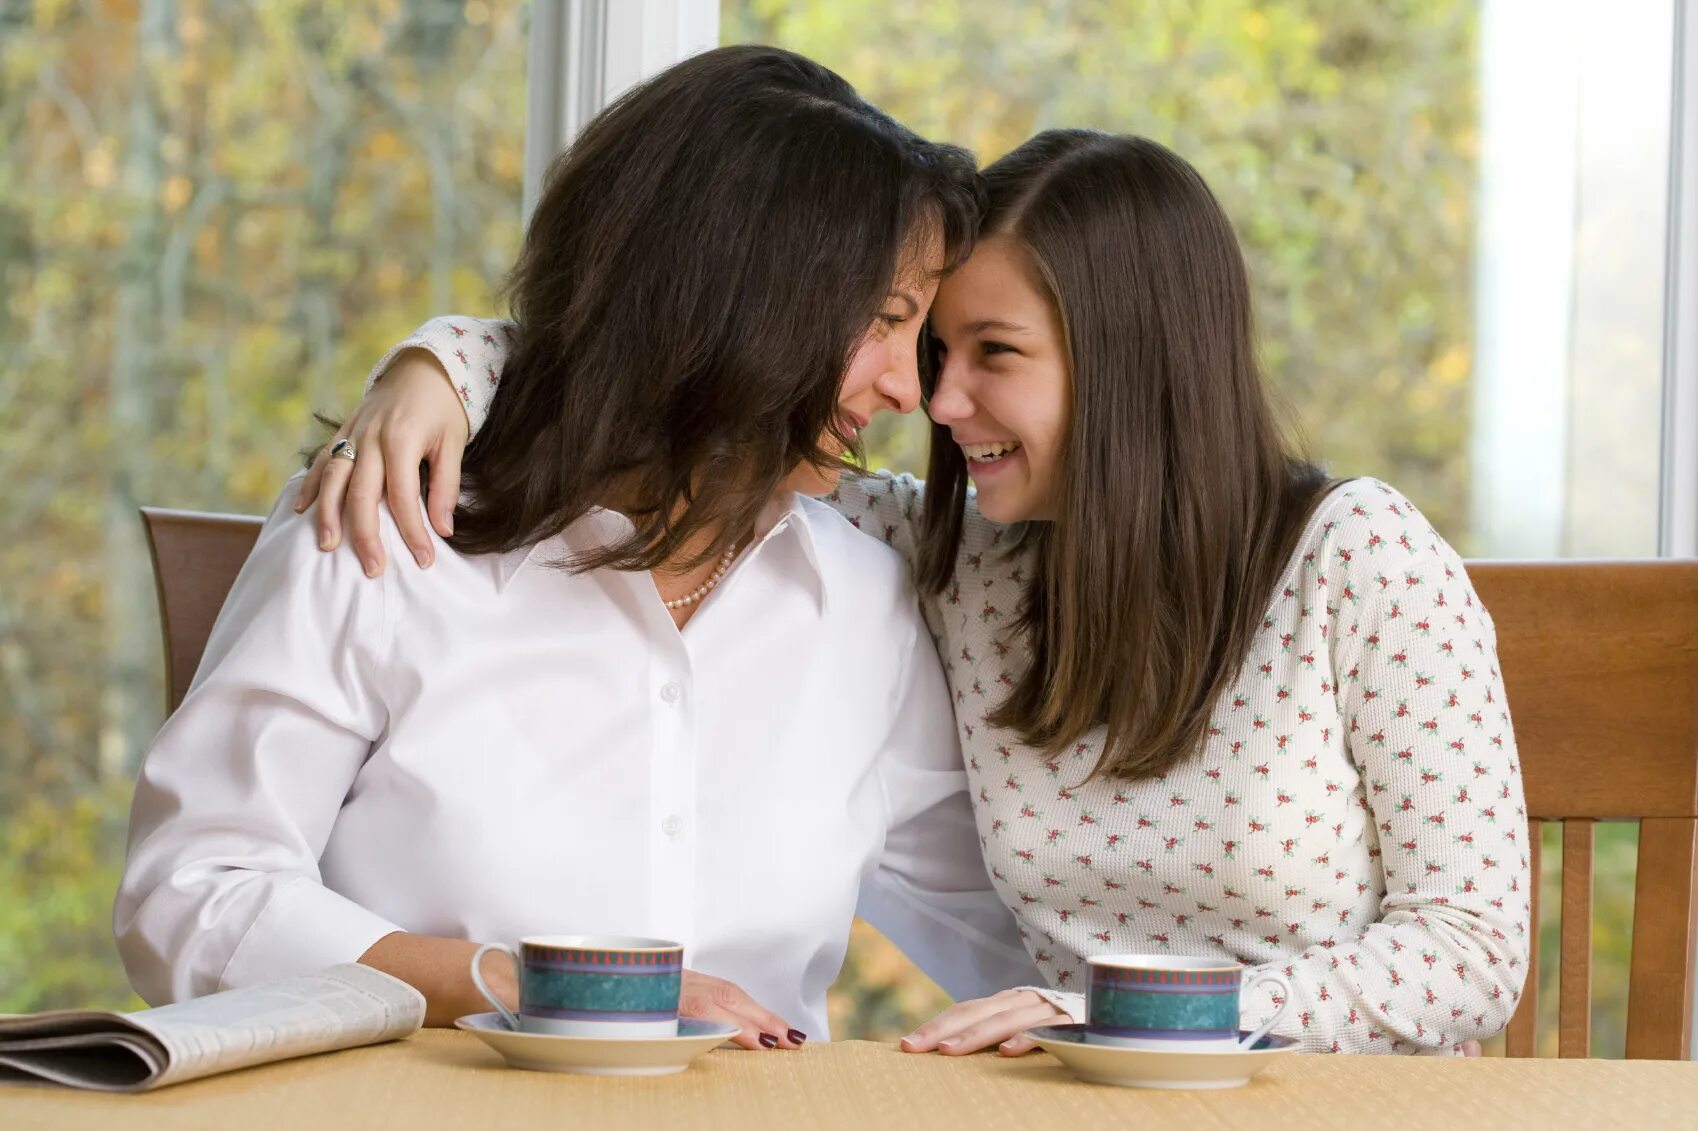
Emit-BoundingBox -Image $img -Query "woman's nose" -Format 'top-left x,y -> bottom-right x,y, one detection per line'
874,343 -> 923,416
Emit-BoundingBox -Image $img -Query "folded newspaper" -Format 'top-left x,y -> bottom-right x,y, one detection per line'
0,963 -> 425,1092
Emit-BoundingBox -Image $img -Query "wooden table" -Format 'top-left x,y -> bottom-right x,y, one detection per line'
3,1030 -> 1695,1130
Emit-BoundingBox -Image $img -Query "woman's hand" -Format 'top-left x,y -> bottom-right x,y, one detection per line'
899,988 -> 1071,1057
296,349 -> 470,577
680,969 -> 806,1050
358,934 -> 801,1049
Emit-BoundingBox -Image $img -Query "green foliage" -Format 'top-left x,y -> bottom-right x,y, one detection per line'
0,783 -> 143,1014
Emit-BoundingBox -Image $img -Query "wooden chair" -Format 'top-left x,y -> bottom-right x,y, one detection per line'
1469,560 -> 1698,1059
139,507 -> 265,713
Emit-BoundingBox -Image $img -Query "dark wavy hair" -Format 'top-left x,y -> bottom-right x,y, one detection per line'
450,45 -> 982,571
918,130 -> 1332,782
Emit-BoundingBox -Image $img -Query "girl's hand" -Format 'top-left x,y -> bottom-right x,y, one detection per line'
296,349 -> 469,577
680,970 -> 807,1051
899,988 -> 1071,1057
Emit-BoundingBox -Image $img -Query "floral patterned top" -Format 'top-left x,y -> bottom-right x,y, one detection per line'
371,316 -> 1532,1054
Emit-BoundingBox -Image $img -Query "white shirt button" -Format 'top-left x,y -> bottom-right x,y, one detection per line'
662,814 -> 684,837
660,681 -> 683,703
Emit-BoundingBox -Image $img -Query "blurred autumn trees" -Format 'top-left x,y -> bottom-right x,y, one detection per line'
1,0 -> 528,1012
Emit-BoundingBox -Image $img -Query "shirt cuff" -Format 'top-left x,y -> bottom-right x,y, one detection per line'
364,333 -> 479,421
220,877 -> 403,992
363,317 -> 498,435
1017,986 -> 1086,1023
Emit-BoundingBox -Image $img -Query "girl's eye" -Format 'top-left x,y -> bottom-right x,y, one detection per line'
981,340 -> 1015,356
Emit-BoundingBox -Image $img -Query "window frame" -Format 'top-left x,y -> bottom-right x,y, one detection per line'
1662,0 -> 1698,559
521,0 -> 719,221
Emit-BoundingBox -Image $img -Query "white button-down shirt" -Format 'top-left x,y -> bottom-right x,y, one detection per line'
115,477 -> 1040,1036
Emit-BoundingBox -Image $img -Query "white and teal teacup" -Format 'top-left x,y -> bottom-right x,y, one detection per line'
1085,954 -> 1291,1051
470,934 -> 684,1037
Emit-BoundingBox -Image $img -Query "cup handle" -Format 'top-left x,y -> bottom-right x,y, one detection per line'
470,942 -> 521,1031
1238,971 -> 1292,1050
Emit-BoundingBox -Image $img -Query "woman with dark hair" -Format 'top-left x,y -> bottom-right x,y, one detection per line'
114,46 -> 1045,1048
317,129 -> 1529,1057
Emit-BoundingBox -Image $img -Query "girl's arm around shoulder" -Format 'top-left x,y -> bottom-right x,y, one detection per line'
364,315 -> 517,440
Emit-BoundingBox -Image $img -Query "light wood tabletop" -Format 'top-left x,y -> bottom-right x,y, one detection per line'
2,1030 -> 1695,1130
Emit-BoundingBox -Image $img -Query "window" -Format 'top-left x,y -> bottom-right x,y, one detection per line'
0,0 -> 529,1012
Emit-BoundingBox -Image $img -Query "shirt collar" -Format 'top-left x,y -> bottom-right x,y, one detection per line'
495,492 -> 829,610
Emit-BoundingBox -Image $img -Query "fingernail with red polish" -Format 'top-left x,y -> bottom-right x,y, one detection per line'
759,1033 -> 779,1049
787,1029 -> 807,1046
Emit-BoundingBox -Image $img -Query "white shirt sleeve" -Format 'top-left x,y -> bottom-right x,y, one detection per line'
113,477 -> 402,1005
856,600 -> 1045,1002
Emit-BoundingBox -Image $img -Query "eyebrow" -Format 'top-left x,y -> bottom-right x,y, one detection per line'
966,319 -> 1032,334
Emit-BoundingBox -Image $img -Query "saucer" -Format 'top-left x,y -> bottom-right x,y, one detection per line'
454,1013 -> 740,1076
1025,1024 -> 1299,1090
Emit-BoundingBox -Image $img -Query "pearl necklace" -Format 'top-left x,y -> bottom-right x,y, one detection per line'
662,541 -> 740,610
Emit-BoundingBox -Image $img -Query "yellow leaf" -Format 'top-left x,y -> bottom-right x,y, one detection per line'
1430,345 -> 1470,386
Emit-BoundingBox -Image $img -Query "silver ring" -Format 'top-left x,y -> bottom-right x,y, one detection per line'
329,438 -> 357,463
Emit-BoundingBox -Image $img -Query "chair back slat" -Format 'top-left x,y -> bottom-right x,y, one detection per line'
1505,816 -> 1543,1057
1625,817 -> 1698,1059
139,507 -> 265,712
1466,561 -> 1698,1060
1557,819 -> 1594,1057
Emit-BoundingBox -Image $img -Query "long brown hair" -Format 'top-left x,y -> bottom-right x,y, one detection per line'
918,130 -> 1332,782
453,46 -> 981,571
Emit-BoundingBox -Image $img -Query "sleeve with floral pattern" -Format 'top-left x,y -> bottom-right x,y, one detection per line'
364,315 -> 516,440
1238,481 -> 1532,1054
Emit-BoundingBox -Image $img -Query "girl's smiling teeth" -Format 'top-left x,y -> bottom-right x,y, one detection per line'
961,439 -> 1023,464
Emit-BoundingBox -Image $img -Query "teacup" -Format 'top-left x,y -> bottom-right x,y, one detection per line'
1085,954 -> 1291,1051
470,934 -> 684,1037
